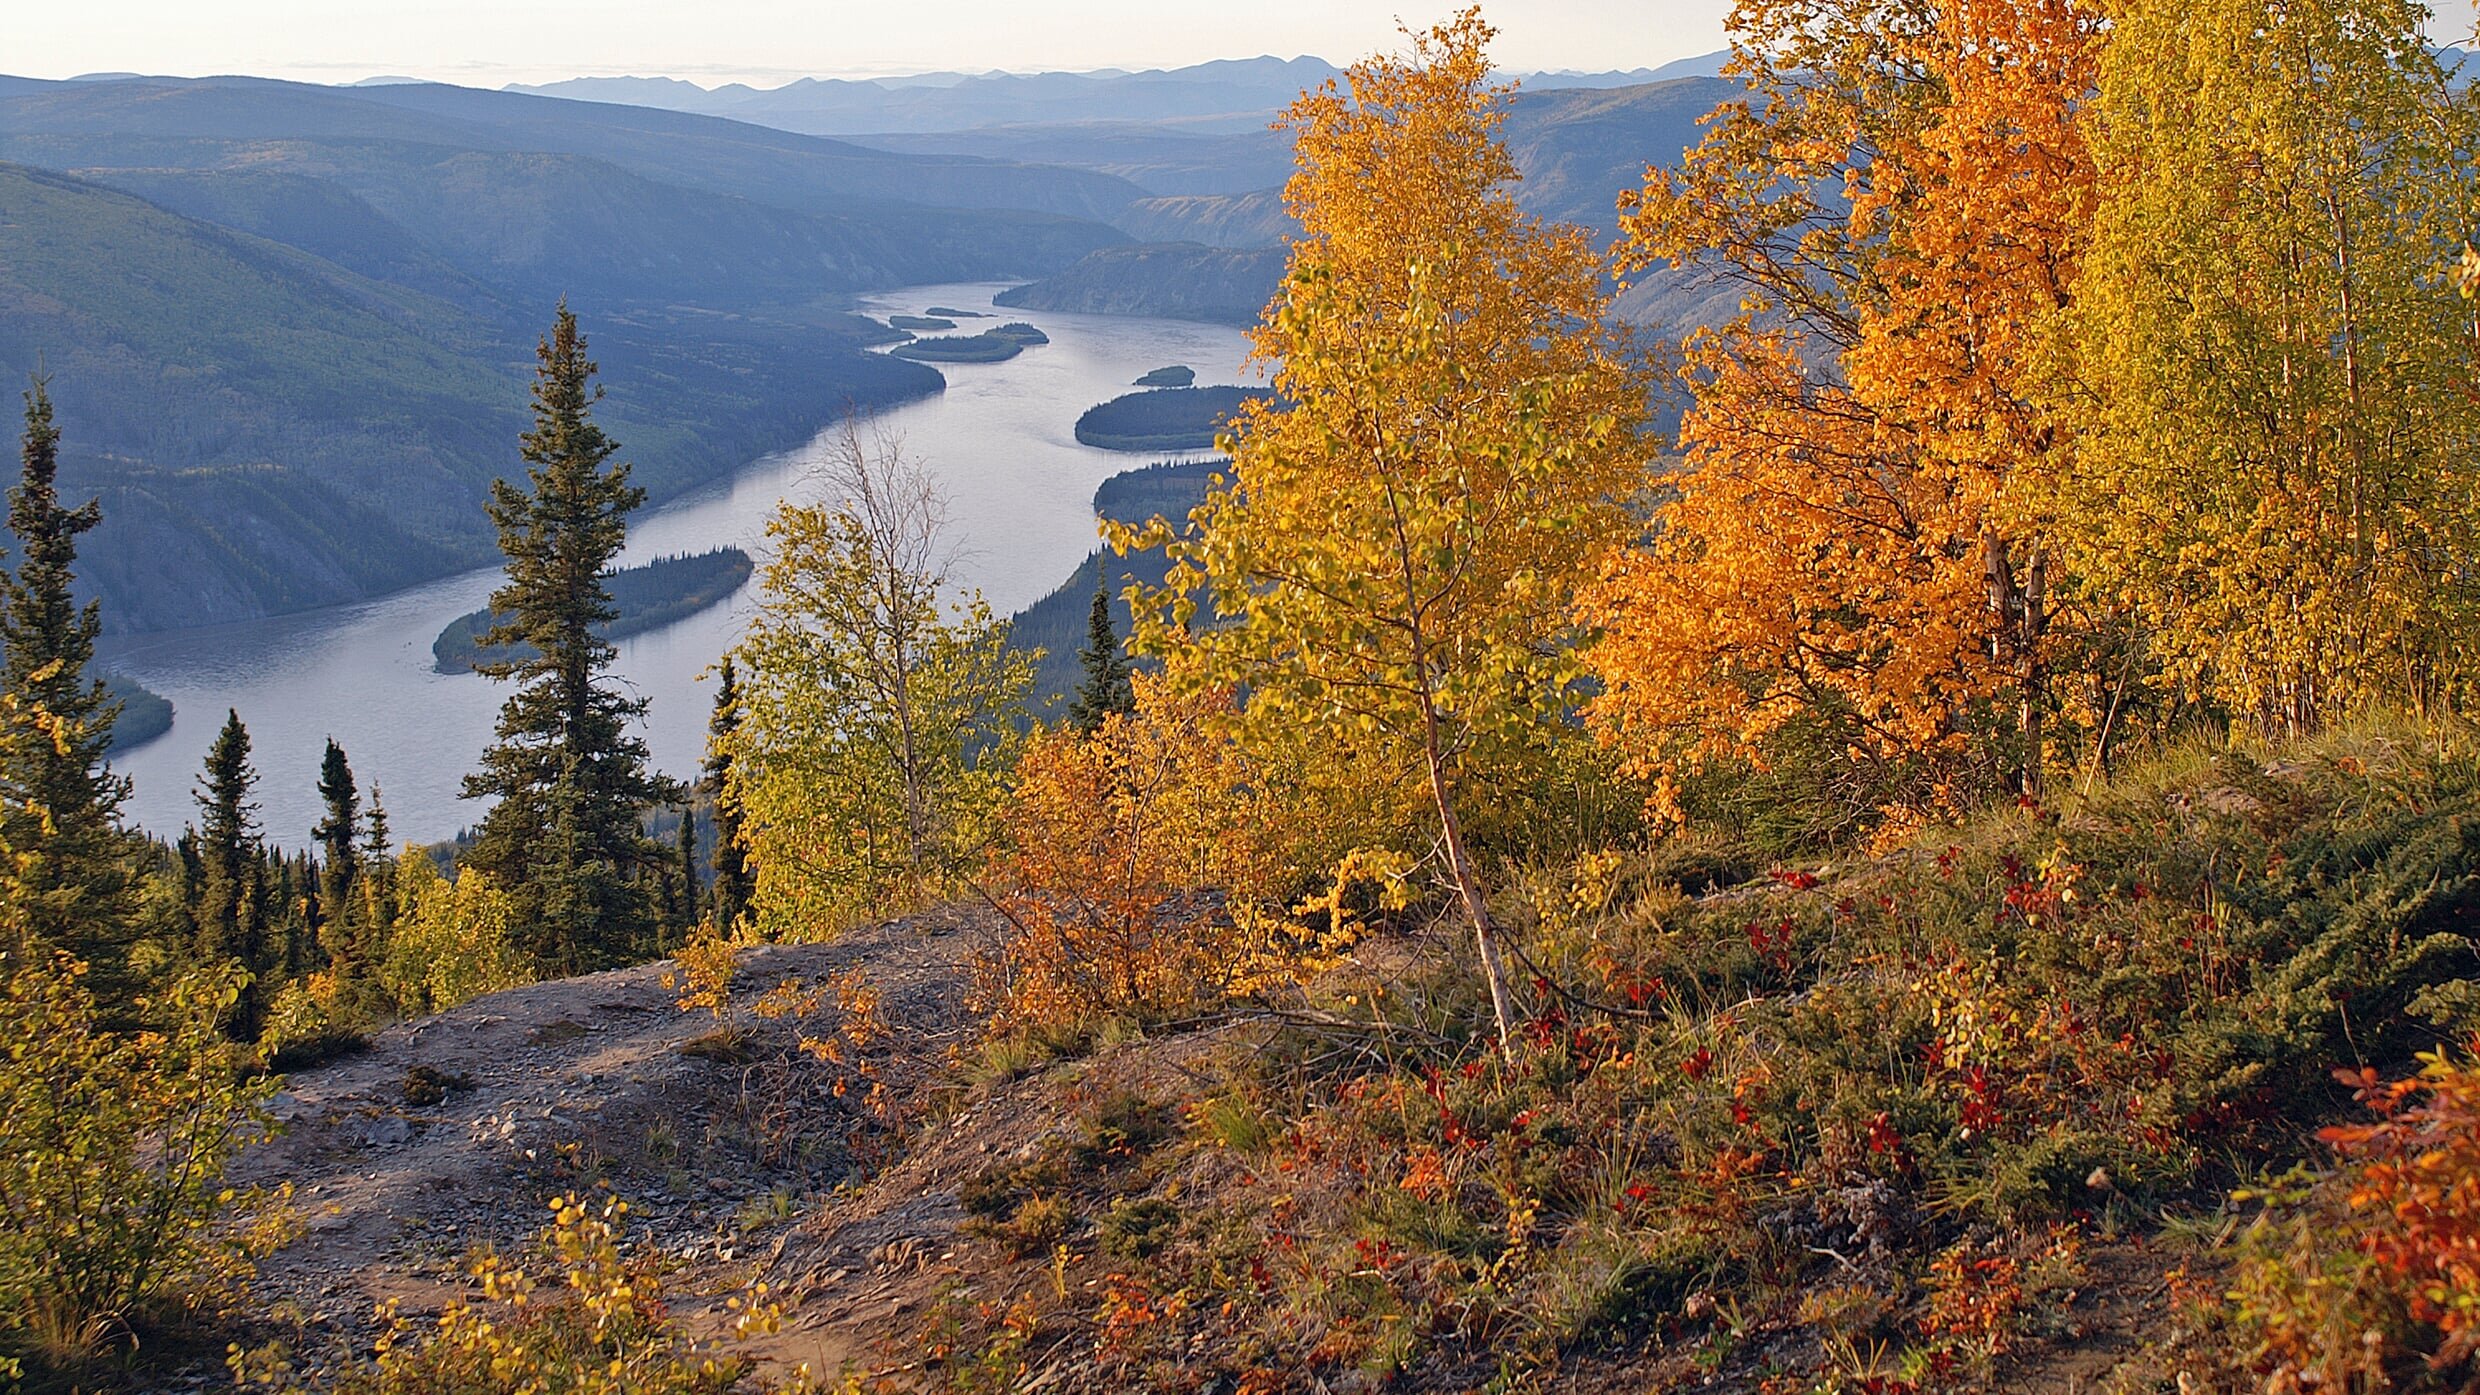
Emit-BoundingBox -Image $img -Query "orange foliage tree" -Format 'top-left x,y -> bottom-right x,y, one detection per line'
976,678 -> 1310,1034
1580,0 -> 2103,826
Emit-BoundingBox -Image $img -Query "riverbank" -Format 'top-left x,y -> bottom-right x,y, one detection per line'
98,284 -> 1256,845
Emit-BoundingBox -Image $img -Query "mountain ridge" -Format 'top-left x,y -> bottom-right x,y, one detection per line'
501,52 -> 1736,137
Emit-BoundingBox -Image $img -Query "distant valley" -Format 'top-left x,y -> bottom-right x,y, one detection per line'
0,76 -> 1129,632
0,54 -> 1740,638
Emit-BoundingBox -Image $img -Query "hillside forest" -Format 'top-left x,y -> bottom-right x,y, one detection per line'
8,4 -> 2480,1394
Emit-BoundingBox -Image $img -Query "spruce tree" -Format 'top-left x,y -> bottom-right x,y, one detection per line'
461,306 -> 678,973
360,785 -> 396,941
702,658 -> 754,933
311,737 -> 362,978
0,379 -> 134,981
674,809 -> 699,933
276,850 -> 313,979
1068,579 -> 1135,734
195,708 -> 270,1041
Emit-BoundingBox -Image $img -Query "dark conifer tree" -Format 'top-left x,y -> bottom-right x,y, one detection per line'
1068,580 -> 1136,734
462,306 -> 678,973
0,379 -> 134,983
675,809 -> 699,932
175,829 -> 204,910
195,708 -> 271,1041
275,851 -> 313,979
360,785 -> 396,942
311,737 -> 362,976
703,658 -> 753,933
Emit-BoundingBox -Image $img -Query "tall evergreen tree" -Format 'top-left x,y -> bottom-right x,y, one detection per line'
702,657 -> 754,933
0,379 -> 133,980
276,851 -> 314,979
311,737 -> 362,977
674,809 -> 699,933
195,709 -> 270,1041
461,306 -> 678,973
1068,579 -> 1135,735
359,784 -> 396,943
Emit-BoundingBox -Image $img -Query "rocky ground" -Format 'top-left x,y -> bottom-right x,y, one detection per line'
139,891 -> 2206,1395
191,903 -> 1250,1392
217,907 -> 996,1385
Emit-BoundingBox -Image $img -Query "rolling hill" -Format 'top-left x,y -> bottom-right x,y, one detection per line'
514,57 -> 1354,137
1056,76 -> 1730,246
994,244 -> 1288,326
0,76 -> 1147,220
989,77 -> 1736,332
0,75 -> 1143,633
511,53 -> 1733,143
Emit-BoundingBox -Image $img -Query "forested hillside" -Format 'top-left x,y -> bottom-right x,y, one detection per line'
0,76 -> 1136,631
0,76 -> 1146,220
993,244 -> 1288,324
11,5 -> 2480,1393
989,75 -> 1732,326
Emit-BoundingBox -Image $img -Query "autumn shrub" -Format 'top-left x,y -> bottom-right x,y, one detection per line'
260,970 -> 372,1070
976,679 -> 1334,1034
376,851 -> 529,1015
920,721 -> 2480,1391
2226,1045 -> 2480,1393
234,1193 -> 816,1395
0,947 -> 281,1371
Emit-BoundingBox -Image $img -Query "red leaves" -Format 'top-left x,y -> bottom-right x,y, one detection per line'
2314,1048 -> 2480,1334
1747,916 -> 1798,974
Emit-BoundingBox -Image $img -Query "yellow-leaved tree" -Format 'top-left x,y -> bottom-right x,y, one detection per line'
723,418 -> 1033,939
375,851 -> 528,1017
0,695 -> 277,1374
1580,0 -> 2104,831
1114,9 -> 1648,1048
2060,0 -> 2480,730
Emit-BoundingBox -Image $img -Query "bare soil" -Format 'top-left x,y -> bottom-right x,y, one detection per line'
221,908 -> 987,1382
146,901 -> 2201,1394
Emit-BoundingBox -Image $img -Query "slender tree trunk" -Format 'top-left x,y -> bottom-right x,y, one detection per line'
2020,543 -> 2048,800
881,558 -> 929,876
1982,528 -> 2048,798
1419,695 -> 1513,1054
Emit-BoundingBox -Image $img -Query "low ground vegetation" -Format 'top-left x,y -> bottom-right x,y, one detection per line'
913,721 -> 2480,1393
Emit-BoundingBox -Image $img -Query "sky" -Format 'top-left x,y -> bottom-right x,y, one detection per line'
11,1 -> 1739,88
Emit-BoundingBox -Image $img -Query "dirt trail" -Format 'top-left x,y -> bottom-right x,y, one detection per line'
233,908 -> 988,1370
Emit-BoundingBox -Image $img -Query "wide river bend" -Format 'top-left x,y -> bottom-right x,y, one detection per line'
101,284 -> 1253,845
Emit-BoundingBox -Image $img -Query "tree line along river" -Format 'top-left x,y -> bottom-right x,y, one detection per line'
98,284 -> 1255,846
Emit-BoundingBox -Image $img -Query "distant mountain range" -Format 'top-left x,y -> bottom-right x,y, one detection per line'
0,55 -> 1745,634
508,54 -> 1743,333
986,73 -> 1742,334
0,75 -> 1136,631
507,53 -> 1732,138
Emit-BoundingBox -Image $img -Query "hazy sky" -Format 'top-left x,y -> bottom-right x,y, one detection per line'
12,2 -> 1739,87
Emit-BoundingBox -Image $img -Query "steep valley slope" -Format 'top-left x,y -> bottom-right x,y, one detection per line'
0,76 -> 1132,633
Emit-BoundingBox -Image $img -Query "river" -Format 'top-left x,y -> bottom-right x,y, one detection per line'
99,284 -> 1255,847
